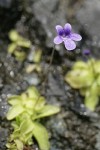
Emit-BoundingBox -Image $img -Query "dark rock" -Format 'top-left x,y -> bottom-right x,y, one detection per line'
0,0 -> 22,36
70,96 -> 98,119
0,127 -> 9,150
33,0 -> 68,47
0,52 -> 28,119
0,0 -> 12,8
95,129 -> 100,150
24,73 -> 40,85
94,120 -> 100,150
76,0 -> 100,43
47,115 -> 67,137
47,71 -> 65,96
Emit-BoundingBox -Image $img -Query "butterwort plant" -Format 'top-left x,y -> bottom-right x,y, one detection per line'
6,86 -> 60,150
8,30 -> 31,61
54,23 -> 82,50
65,58 -> 100,111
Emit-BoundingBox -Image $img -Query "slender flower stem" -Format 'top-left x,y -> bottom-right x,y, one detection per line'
34,45 -> 55,107
42,44 -> 55,92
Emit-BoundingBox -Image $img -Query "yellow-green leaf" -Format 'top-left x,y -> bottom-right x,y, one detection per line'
7,105 -> 24,120
14,139 -> 23,150
14,51 -> 26,61
32,122 -> 50,150
93,60 -> 100,74
35,105 -> 60,119
20,119 -> 34,135
9,30 -> 19,41
85,95 -> 99,111
8,96 -> 22,106
8,43 -> 17,53
26,86 -> 40,99
73,61 -> 88,70
17,40 -> 31,48
33,49 -> 42,63
84,83 -> 99,111
65,69 -> 94,89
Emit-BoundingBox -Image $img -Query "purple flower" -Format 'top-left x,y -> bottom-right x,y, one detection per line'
83,49 -> 90,55
54,23 -> 82,50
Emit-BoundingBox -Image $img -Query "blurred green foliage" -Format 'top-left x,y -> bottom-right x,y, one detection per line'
6,86 -> 60,150
65,59 -> 100,111
8,30 -> 31,61
26,49 -> 42,73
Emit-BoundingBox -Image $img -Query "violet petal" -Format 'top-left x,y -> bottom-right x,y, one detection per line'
55,25 -> 64,36
64,23 -> 72,35
83,49 -> 90,55
64,39 -> 76,50
54,36 -> 63,44
70,33 -> 82,41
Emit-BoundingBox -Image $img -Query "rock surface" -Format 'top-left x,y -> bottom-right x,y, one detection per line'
76,0 -> 100,43
33,0 -> 68,47
0,0 -> 100,150
0,0 -> 12,8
